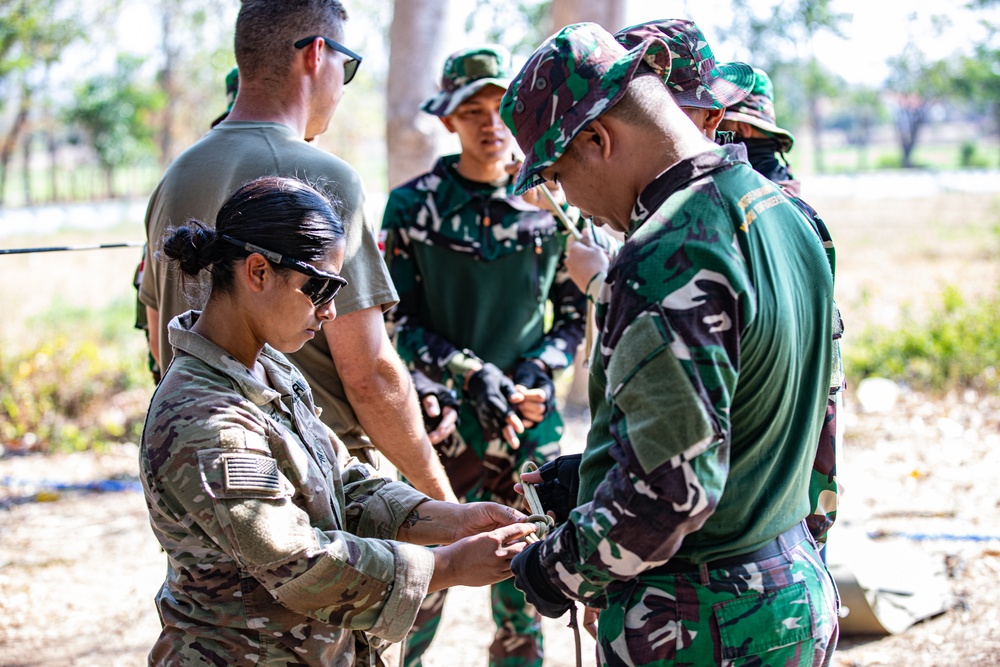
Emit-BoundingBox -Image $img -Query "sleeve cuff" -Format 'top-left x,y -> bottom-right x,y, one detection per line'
585,271 -> 606,303
367,541 -> 435,642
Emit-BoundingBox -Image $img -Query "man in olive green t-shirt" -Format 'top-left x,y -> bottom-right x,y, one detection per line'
139,0 -> 453,504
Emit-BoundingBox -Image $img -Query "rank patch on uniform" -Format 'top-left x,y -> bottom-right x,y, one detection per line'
223,454 -> 282,493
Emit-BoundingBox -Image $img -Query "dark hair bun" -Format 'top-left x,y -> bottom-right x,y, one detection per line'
162,222 -> 217,276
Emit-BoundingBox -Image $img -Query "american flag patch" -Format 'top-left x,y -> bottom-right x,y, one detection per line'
223,454 -> 282,493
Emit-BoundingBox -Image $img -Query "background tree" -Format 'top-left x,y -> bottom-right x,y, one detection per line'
385,0 -> 454,189
884,38 -> 955,169
152,0 -> 232,166
722,0 -> 850,173
65,54 -> 165,198
0,0 -> 86,206
550,0 -> 626,33
952,5 -> 1000,164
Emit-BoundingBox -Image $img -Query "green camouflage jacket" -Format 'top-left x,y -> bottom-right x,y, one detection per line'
140,312 -> 434,665
546,145 -> 834,604
383,154 -> 586,379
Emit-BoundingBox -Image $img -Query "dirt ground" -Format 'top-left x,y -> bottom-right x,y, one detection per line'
2,188 -> 999,665
1,393 -> 999,666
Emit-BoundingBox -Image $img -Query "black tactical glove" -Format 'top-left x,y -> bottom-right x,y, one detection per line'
511,540 -> 573,618
512,359 -> 556,415
531,454 -> 582,524
411,369 -> 459,433
466,362 -> 518,441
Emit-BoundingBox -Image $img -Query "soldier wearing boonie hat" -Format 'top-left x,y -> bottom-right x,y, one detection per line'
384,43 -> 587,667
502,22 -> 840,666
420,45 -> 512,117
615,18 -> 754,142
720,66 -> 799,185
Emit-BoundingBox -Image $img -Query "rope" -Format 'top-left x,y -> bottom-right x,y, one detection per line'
0,241 -> 144,255
519,461 -> 583,667
519,461 -> 555,542
567,603 -> 583,667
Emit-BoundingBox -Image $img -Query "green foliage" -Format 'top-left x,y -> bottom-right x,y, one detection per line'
960,141 -> 991,168
64,54 -> 166,172
0,298 -> 153,453
844,286 -> 1000,393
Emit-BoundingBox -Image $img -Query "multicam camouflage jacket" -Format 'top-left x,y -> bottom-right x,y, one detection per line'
140,312 -> 434,666
542,145 -> 835,604
382,154 -> 586,379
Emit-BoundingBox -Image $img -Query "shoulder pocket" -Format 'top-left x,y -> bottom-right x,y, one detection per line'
606,313 -> 716,474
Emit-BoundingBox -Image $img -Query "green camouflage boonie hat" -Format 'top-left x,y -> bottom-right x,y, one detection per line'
500,22 -> 671,195
721,67 -> 795,152
615,19 -> 753,110
421,46 -> 512,117
211,67 -> 240,128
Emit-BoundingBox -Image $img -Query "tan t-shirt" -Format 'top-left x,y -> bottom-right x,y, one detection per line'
139,120 -> 397,449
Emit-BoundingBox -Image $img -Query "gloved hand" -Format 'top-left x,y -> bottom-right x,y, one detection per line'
531,454 -> 582,524
510,540 -> 573,618
466,363 -> 519,442
512,360 -> 556,419
411,369 -> 459,434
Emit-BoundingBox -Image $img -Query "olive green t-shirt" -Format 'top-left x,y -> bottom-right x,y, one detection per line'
139,121 -> 396,448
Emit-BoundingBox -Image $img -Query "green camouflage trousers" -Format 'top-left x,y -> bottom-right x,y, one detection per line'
403,404 -> 561,667
596,531 -> 839,666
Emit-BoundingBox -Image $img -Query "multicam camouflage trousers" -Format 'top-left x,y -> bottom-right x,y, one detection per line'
596,531 -> 840,666
402,404 -> 563,667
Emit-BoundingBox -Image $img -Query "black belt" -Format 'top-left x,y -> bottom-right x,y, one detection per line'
648,522 -> 812,575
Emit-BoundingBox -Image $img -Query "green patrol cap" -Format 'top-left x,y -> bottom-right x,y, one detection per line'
421,46 -> 512,117
211,67 -> 239,128
721,67 -> 795,152
615,19 -> 754,110
500,22 -> 671,195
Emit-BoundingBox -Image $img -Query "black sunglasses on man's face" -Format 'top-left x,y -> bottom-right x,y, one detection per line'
221,235 -> 348,307
294,36 -> 362,84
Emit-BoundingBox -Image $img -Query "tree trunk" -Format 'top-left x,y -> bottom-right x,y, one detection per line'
551,0 -> 627,33
48,130 -> 59,202
157,6 -> 179,167
0,95 -> 31,208
21,130 -> 32,206
385,0 -> 453,190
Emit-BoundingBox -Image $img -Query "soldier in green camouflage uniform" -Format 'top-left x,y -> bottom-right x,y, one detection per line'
501,24 -> 840,666
617,20 -> 842,554
141,176 -> 534,666
382,46 -> 587,667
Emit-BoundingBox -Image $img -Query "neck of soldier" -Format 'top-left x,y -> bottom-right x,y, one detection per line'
455,151 -> 509,185
608,106 -> 716,232
225,80 -> 311,139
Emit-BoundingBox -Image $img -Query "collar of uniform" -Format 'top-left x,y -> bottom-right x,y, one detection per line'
415,155 -> 540,221
167,310 -> 289,407
628,143 -> 747,235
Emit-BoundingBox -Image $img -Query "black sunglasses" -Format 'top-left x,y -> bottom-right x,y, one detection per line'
294,35 -> 363,84
221,235 -> 348,307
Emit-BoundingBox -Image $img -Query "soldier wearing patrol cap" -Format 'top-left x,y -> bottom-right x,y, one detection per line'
502,23 -> 840,666
382,45 -> 587,667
